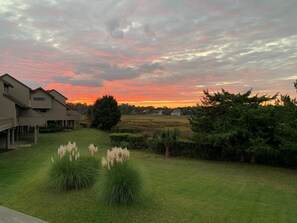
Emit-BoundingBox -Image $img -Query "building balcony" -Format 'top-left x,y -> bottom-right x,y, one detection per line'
0,118 -> 15,132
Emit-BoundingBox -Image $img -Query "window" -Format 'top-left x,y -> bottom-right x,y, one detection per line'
4,85 -> 9,95
40,109 -> 47,113
33,97 -> 45,101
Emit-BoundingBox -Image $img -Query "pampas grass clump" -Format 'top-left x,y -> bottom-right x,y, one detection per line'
101,147 -> 142,205
48,142 -> 99,191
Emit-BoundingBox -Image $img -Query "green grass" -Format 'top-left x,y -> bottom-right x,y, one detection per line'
0,129 -> 297,222
116,115 -> 192,138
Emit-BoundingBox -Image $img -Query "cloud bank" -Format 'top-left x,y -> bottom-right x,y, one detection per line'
1,0 -> 297,106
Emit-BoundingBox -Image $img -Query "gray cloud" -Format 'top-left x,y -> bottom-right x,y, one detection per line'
1,0 -> 297,101
53,76 -> 103,87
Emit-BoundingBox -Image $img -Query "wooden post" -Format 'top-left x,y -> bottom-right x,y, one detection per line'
34,126 -> 38,144
15,127 -> 19,141
11,128 -> 15,145
6,129 -> 11,149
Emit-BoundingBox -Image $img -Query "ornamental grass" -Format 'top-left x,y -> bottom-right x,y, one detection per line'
48,142 -> 99,191
100,147 -> 142,205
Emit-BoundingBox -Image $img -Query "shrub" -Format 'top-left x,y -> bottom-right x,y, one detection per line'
111,126 -> 141,133
175,139 -> 197,157
127,134 -> 145,149
119,141 -> 130,149
110,133 -> 145,149
100,147 -> 142,205
40,124 -> 64,133
149,129 -> 179,157
48,142 -> 99,191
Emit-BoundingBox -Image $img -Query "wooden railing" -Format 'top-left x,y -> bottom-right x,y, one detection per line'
0,118 -> 14,132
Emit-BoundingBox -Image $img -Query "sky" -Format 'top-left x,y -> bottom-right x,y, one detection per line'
1,0 -> 297,107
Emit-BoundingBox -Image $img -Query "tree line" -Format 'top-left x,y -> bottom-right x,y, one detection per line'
189,88 -> 297,168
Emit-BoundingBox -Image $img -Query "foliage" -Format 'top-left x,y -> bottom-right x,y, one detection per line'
190,89 -> 277,163
40,124 -> 64,133
150,129 -> 179,157
109,133 -> 145,149
100,147 -> 142,205
111,126 -> 141,133
175,139 -> 197,157
189,89 -> 297,168
273,95 -> 297,168
48,142 -> 99,191
67,102 -> 90,115
91,95 -> 121,130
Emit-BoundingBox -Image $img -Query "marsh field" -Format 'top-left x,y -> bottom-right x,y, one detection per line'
115,115 -> 192,137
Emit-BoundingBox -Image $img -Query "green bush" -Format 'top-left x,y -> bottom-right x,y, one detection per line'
110,133 -> 145,149
40,125 -> 64,133
79,122 -> 89,128
175,139 -> 197,157
128,134 -> 145,149
119,141 -> 130,149
150,137 -> 199,157
101,161 -> 142,205
110,133 -> 129,144
111,126 -> 141,133
149,136 -> 165,155
149,129 -> 179,157
48,156 -> 99,191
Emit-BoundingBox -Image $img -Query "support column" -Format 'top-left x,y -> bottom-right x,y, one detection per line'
6,129 -> 11,149
15,127 -> 19,141
34,126 -> 38,144
11,128 -> 15,145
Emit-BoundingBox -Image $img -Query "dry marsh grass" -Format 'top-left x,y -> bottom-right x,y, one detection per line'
116,115 -> 192,137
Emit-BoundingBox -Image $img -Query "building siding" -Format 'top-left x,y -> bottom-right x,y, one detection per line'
31,90 -> 52,109
1,75 -> 31,107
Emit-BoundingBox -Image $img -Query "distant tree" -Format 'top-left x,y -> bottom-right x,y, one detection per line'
161,106 -> 173,115
91,95 -> 121,130
67,102 -> 90,115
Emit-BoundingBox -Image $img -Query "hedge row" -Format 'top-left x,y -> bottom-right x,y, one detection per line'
109,133 -> 146,149
149,138 -> 297,168
39,125 -> 64,133
111,126 -> 141,133
110,128 -> 297,169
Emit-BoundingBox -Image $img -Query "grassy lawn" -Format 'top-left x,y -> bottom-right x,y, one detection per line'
0,129 -> 297,222
116,115 -> 192,137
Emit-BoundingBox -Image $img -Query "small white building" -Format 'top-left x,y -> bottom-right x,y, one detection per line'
171,109 -> 182,116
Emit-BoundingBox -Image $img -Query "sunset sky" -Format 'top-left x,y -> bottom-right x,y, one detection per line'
1,0 -> 297,107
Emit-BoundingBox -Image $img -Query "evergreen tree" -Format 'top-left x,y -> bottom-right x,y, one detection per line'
91,95 -> 121,130
189,89 -> 276,163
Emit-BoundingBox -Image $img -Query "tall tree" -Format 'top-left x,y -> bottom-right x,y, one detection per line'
91,95 -> 121,130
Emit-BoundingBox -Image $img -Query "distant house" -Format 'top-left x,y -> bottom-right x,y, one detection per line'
157,109 -> 163,115
0,73 -> 80,149
171,109 -> 182,116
